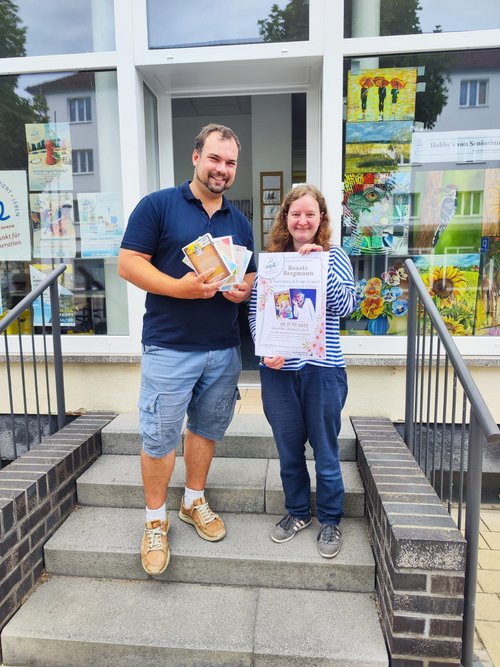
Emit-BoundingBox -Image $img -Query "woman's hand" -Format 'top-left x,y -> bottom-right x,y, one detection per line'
298,243 -> 323,255
262,355 -> 285,370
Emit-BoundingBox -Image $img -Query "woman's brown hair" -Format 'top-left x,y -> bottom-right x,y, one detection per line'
266,184 -> 332,252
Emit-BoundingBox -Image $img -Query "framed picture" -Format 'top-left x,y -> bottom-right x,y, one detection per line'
260,171 -> 283,248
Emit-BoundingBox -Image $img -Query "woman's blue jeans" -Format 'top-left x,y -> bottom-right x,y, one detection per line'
260,364 -> 348,525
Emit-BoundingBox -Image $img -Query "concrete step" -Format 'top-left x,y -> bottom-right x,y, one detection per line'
1,575 -> 388,667
44,506 -> 375,593
76,455 -> 365,518
101,412 -> 357,461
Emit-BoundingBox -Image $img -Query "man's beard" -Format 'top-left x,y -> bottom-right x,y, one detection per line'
196,169 -> 230,194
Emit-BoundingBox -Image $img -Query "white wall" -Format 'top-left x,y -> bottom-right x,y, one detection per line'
251,94 -> 292,254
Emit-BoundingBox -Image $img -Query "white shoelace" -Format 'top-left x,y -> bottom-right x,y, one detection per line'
146,524 -> 166,551
195,501 -> 218,525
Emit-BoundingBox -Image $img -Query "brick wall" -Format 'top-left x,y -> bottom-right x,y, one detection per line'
351,417 -> 466,667
0,412 -> 116,655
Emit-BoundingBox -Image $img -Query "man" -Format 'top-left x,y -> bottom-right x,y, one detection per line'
118,124 -> 256,575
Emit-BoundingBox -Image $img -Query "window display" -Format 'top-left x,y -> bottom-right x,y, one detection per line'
341,50 -> 500,337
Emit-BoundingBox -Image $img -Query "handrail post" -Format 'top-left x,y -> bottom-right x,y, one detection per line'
404,265 -> 417,448
461,412 -> 484,667
49,280 -> 66,431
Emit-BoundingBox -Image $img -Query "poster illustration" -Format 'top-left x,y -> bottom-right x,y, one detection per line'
77,192 -> 124,257
347,67 -> 417,123
29,263 -> 75,327
413,254 -> 480,336
0,170 -> 32,261
25,123 -> 73,192
255,252 -> 328,358
410,170 -> 484,255
342,171 -> 411,256
476,237 -> 500,335
30,192 -> 77,259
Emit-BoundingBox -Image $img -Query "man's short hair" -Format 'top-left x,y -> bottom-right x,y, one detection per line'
194,123 -> 241,155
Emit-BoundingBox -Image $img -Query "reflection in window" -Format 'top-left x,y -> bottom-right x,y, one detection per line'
345,0 -> 500,37
69,97 -> 92,123
341,49 -> 500,337
0,70 -> 128,336
147,0 -> 308,49
72,149 -> 94,174
459,80 -> 488,107
1,0 -> 115,57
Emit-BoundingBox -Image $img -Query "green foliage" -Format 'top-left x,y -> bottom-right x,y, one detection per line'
258,0 -> 309,42
0,5 -> 49,169
0,0 -> 26,58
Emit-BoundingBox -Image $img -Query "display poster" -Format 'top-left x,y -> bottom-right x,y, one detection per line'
413,254 -> 480,336
410,170 -> 484,255
254,252 -> 328,359
347,67 -> 417,123
343,171 -> 411,256
77,192 -> 124,257
483,169 -> 500,237
30,192 -> 77,259
476,237 -> 500,335
29,264 -> 75,327
411,129 -> 500,164
25,123 -> 73,192
0,170 -> 32,261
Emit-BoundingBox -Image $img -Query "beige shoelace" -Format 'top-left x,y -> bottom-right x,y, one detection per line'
146,524 -> 166,550
195,501 -> 218,525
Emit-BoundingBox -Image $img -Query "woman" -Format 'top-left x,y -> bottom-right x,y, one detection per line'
248,184 -> 355,558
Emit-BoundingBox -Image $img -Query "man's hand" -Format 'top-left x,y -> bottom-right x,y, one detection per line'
176,268 -> 225,299
222,280 -> 252,303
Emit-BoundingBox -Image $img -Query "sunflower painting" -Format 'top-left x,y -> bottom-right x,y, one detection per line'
413,254 -> 480,336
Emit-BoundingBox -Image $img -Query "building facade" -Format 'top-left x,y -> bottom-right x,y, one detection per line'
0,0 -> 499,418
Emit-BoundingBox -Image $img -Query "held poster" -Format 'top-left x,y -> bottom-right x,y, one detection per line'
0,170 -> 32,261
25,123 -> 73,192
254,252 -> 328,359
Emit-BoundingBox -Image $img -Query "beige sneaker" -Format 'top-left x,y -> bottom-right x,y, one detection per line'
141,518 -> 170,575
179,496 -> 226,541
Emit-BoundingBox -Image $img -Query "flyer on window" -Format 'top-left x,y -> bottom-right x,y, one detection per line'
0,170 -> 32,261
77,192 -> 124,257
25,123 -> 73,192
254,252 -> 328,359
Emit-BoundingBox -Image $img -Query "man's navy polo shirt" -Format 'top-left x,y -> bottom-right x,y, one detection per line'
121,180 -> 257,351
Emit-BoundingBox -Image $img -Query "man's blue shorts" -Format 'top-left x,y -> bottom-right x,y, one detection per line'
138,345 -> 241,458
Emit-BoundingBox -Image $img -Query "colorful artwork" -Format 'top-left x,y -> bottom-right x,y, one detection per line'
77,192 -> 124,257
25,123 -> 73,192
410,170 -> 484,255
413,254 -> 480,336
347,68 -> 417,123
345,141 -> 411,174
343,171 -> 411,256
29,263 -> 75,327
483,169 -> 500,237
30,192 -> 77,259
475,237 -> 500,336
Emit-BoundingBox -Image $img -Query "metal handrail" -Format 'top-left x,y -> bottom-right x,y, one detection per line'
403,258 -> 500,667
1,263 -> 67,462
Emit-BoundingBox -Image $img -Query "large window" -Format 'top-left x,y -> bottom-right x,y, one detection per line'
0,70 -> 128,336
344,0 -> 500,37
1,0 -> 115,57
146,0 -> 309,49
341,49 -> 500,338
